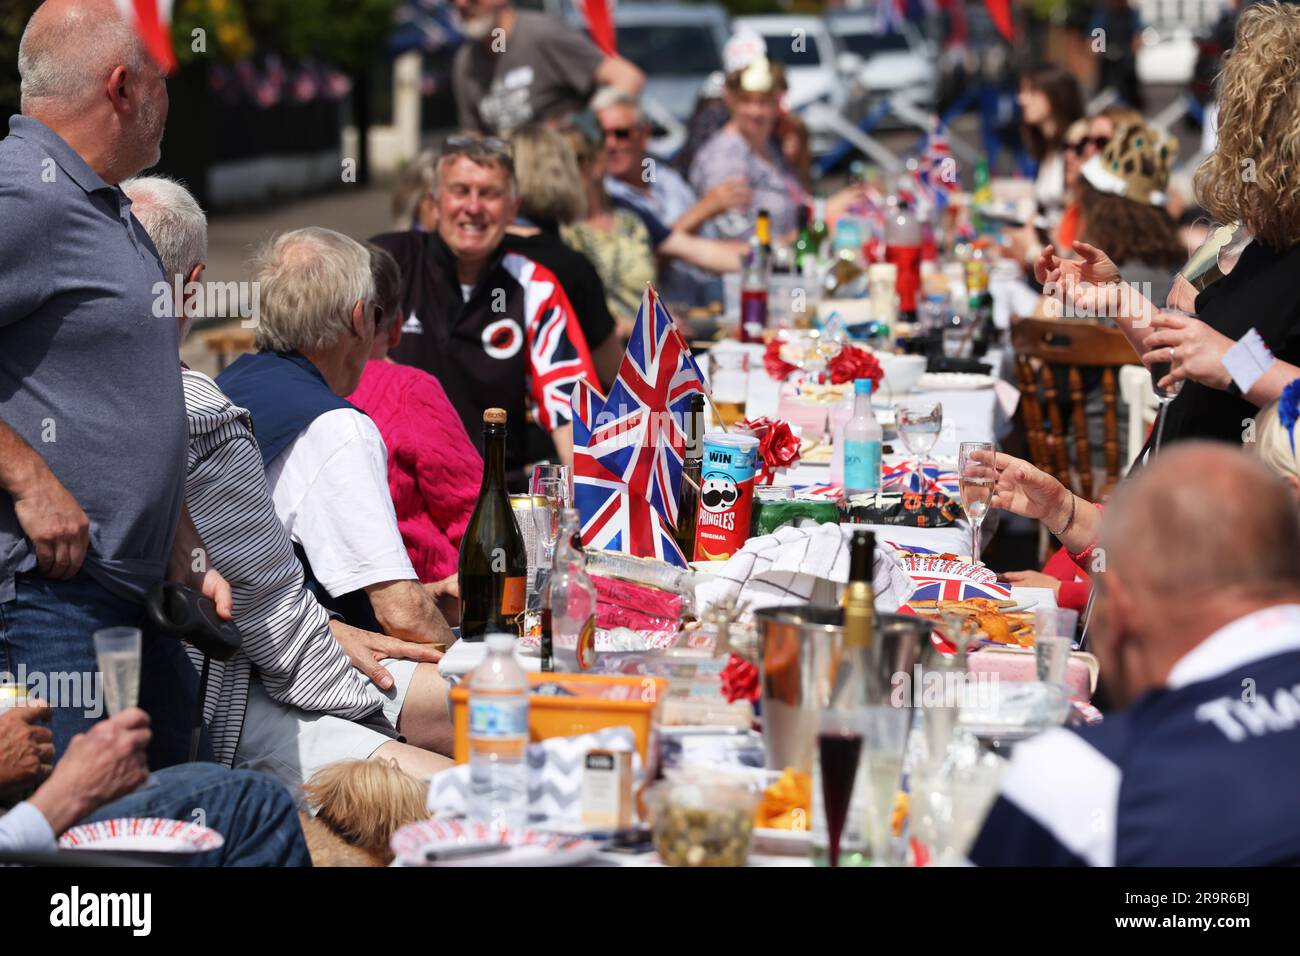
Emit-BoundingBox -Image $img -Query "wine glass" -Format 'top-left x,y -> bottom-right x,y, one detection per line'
93,627 -> 141,716
896,400 -> 943,489
530,465 -> 570,571
958,441 -> 996,567
861,705 -> 912,866
814,708 -> 863,868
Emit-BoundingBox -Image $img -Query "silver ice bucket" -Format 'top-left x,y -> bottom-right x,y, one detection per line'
752,605 -> 937,773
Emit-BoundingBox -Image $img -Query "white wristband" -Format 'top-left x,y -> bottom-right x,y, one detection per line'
1221,328 -> 1274,396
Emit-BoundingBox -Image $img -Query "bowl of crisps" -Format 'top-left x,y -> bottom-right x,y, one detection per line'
752,768 -> 813,854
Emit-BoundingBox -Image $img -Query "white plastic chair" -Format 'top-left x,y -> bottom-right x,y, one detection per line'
1119,364 -> 1160,469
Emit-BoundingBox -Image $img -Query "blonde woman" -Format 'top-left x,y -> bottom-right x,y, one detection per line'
505,124 -> 623,388
560,122 -> 658,335
1037,1 -> 1300,456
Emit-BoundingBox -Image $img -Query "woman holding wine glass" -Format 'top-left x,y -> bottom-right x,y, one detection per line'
978,449 -> 1106,612
1035,2 -> 1300,461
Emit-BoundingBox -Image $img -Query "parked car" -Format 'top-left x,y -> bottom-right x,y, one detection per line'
1135,24 -> 1200,86
563,1 -> 729,157
825,9 -> 937,117
734,13 -> 862,156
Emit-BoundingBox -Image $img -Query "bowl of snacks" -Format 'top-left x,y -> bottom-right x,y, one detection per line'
646,769 -> 760,867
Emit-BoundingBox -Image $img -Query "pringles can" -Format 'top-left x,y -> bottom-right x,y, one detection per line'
694,433 -> 760,561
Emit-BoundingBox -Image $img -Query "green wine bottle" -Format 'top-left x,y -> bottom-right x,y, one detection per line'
674,394 -> 705,559
458,408 -> 528,640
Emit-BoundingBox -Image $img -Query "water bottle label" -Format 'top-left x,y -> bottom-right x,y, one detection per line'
469,697 -> 528,739
844,440 -> 881,490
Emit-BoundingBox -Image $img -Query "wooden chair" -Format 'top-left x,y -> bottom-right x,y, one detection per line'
1010,317 -> 1140,502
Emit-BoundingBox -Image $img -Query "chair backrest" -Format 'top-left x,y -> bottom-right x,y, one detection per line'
1011,317 -> 1139,501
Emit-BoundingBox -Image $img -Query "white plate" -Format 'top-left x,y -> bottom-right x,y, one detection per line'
59,818 -> 224,853
390,819 -> 600,867
917,372 -> 997,391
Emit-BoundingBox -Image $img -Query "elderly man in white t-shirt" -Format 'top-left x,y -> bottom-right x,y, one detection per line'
200,226 -> 459,785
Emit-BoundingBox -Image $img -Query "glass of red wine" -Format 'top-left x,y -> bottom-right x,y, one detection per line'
817,711 -> 864,868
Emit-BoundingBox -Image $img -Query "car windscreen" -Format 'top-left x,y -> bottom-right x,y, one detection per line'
617,25 -> 723,75
761,33 -> 822,67
837,32 -> 911,57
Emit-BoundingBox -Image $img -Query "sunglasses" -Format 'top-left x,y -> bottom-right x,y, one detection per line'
602,126 -> 634,141
1067,136 -> 1111,156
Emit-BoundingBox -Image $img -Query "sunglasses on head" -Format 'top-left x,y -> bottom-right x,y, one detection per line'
1067,136 -> 1111,155
442,133 -> 514,167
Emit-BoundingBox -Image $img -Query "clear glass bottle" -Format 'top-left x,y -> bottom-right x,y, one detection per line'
842,379 -> 883,496
547,508 -> 597,671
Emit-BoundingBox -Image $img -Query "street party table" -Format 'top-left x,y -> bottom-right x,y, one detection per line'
425,340 -> 1063,868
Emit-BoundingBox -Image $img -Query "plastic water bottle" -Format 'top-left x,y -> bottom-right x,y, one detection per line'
842,379 -> 883,496
468,632 -> 529,833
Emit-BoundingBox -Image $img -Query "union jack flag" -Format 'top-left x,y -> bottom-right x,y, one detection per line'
587,288 -> 706,530
913,117 -> 959,213
570,289 -> 705,567
882,460 -> 960,497
908,574 -> 1010,603
502,254 -> 600,433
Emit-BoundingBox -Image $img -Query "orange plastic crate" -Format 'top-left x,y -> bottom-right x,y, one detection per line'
451,672 -> 666,765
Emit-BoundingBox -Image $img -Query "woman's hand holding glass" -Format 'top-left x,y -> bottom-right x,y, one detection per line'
1139,311 -> 1235,393
986,452 -> 1072,525
986,451 -> 1101,555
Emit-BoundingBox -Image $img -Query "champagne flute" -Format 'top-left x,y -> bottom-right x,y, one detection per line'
896,400 -> 943,489
861,706 -> 911,866
815,708 -> 863,868
530,465 -> 570,570
959,442 -> 996,567
94,626 -> 157,788
94,627 -> 141,716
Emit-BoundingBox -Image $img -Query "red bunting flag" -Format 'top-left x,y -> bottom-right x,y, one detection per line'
117,0 -> 177,74
578,0 -> 617,57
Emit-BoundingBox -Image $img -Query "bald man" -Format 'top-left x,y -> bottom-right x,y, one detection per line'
971,444 -> 1300,866
0,0 -> 229,766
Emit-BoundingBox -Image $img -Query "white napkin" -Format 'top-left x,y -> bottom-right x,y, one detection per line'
693,523 -> 916,619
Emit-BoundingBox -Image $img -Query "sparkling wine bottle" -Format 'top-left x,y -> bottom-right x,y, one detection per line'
458,408 -> 528,641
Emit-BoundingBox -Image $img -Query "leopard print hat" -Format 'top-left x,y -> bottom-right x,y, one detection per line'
1080,122 -> 1178,208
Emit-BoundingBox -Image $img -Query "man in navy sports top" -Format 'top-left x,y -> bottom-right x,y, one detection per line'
971,443 -> 1300,866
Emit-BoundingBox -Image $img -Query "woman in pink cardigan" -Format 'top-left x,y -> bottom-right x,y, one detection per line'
349,246 -> 482,623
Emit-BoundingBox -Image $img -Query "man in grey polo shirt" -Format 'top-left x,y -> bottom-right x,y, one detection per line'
0,0 -> 231,765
